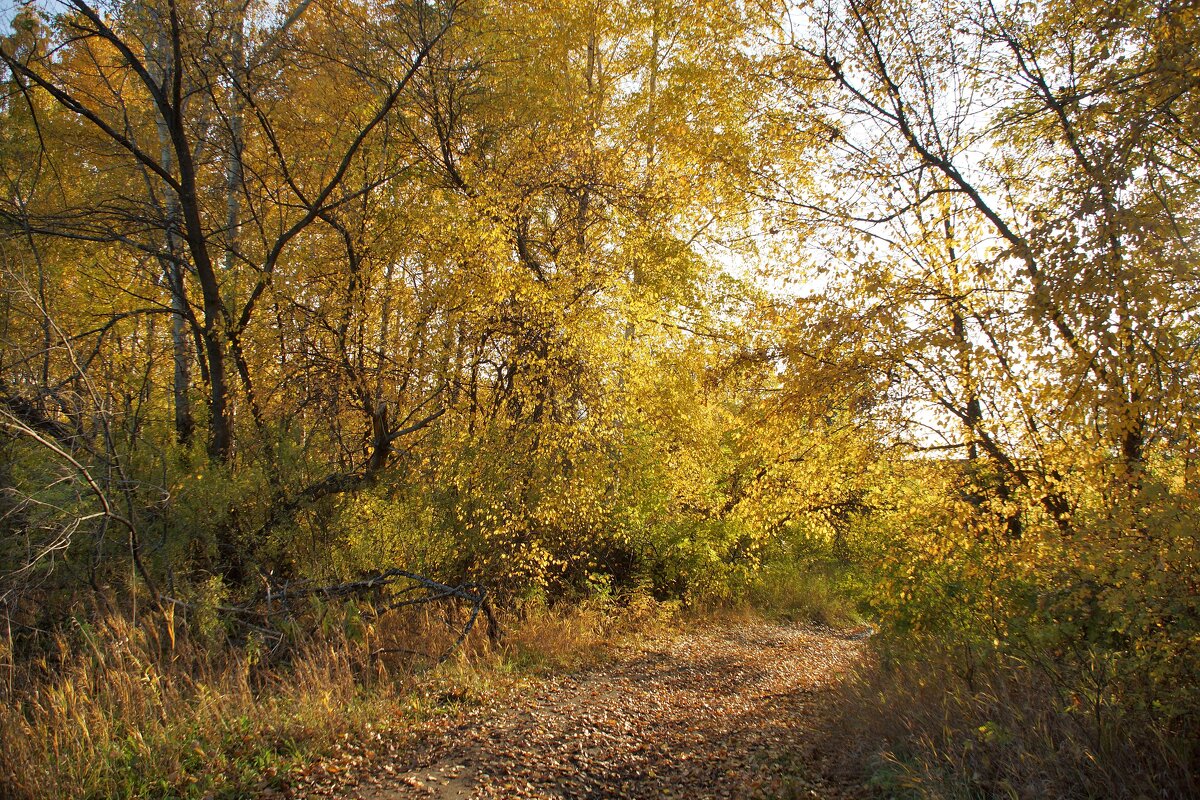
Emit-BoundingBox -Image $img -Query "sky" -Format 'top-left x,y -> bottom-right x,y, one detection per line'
1,2 -> 20,30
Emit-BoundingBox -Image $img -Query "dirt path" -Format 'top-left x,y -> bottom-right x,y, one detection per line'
330,621 -> 871,800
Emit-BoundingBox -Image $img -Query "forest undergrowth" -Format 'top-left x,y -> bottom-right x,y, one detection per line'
0,588 -> 687,800
0,565 -> 872,800
5,557 -> 1194,800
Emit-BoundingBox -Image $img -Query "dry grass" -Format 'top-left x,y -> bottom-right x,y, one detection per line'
499,590 -> 681,673
0,591 -> 678,800
742,563 -> 862,628
830,643 -> 1198,800
2,612 -> 399,799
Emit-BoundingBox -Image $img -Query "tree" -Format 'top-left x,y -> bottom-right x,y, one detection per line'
761,0 -> 1200,732
0,0 -> 458,464
767,0 -> 1200,530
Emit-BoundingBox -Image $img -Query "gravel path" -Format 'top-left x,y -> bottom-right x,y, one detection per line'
328,621 -> 870,800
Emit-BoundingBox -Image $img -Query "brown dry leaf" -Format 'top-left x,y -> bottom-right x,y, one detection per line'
328,622 -> 869,800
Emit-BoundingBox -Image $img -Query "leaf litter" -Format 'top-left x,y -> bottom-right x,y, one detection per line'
304,621 -> 872,799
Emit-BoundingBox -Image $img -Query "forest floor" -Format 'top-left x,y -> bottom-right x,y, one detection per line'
302,619 -> 875,800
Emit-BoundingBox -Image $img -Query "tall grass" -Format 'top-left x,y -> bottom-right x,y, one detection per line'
833,641 -> 1198,799
503,590 -> 680,672
2,611 -> 407,799
742,561 -> 862,627
0,590 -> 678,800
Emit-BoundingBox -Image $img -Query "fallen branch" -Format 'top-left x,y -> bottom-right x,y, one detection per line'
165,568 -> 501,664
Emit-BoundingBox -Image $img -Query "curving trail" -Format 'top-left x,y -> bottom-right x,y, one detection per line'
326,621 -> 871,800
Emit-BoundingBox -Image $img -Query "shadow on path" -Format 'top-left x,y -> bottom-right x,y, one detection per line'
337,621 -> 870,800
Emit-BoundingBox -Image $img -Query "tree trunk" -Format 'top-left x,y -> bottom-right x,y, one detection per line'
150,30 -> 195,446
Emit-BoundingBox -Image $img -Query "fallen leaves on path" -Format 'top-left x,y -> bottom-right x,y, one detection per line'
309,621 -> 871,800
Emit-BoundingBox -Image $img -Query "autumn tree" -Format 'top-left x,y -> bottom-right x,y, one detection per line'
0,0 -> 456,464
772,0 -> 1199,510
762,0 -> 1200,732
0,0 -> 465,592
